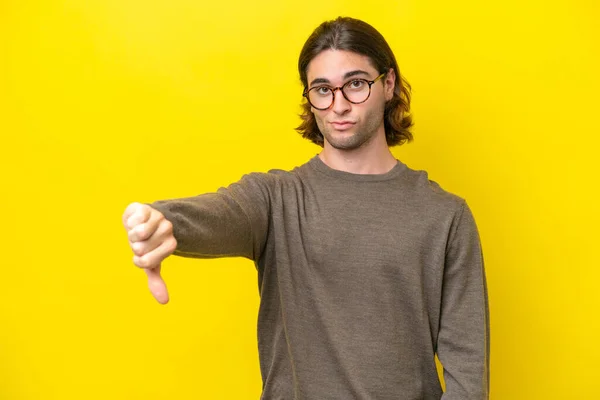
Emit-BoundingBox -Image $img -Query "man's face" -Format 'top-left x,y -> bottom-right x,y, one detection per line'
305,49 -> 395,150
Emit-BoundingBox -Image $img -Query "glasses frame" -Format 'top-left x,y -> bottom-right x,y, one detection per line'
302,73 -> 386,111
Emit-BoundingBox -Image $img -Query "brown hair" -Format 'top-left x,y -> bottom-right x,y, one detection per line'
296,17 -> 414,147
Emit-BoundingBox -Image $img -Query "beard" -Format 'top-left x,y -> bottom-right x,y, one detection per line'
315,102 -> 386,151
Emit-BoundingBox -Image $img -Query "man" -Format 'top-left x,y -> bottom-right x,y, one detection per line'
122,17 -> 490,399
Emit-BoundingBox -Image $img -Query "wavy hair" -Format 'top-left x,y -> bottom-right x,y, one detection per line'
296,17 -> 414,147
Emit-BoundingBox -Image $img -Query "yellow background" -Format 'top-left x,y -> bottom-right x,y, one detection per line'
1,0 -> 598,398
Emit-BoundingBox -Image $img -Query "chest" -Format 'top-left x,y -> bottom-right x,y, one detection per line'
296,190 -> 444,275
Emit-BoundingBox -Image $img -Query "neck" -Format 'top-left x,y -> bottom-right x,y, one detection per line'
318,130 -> 397,175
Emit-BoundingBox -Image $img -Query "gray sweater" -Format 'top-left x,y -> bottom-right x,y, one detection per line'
149,155 -> 490,399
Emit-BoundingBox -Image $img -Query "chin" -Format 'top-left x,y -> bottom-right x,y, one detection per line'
325,135 -> 367,151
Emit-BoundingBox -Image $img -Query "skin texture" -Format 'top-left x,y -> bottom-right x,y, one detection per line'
305,49 -> 398,175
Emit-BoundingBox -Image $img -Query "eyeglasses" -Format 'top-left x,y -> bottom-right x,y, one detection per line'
302,73 -> 385,111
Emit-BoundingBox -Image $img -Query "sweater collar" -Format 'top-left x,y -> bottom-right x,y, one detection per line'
308,155 -> 407,182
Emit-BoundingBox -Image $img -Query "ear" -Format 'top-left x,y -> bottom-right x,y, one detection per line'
384,68 -> 396,101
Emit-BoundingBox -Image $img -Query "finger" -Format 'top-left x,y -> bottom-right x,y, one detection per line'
145,266 -> 169,304
126,204 -> 151,230
129,219 -> 174,257
123,202 -> 143,229
132,235 -> 177,269
128,209 -> 168,243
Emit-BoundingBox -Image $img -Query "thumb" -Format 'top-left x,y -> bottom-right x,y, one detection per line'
144,265 -> 170,304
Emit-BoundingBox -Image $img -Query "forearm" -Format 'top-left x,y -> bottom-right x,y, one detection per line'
438,276 -> 490,399
437,201 -> 490,399
148,191 -> 255,260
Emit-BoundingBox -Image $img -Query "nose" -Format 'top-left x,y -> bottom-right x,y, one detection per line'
331,88 -> 351,114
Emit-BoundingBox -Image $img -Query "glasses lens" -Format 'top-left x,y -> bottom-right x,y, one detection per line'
342,79 -> 370,103
306,79 -> 371,109
307,87 -> 333,109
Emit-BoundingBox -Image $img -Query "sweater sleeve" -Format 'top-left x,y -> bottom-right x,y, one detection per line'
146,172 -> 271,262
437,200 -> 490,399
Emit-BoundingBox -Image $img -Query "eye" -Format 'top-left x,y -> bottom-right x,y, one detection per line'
347,79 -> 365,89
314,86 -> 332,96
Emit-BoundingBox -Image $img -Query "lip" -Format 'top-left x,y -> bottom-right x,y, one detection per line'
330,121 -> 355,130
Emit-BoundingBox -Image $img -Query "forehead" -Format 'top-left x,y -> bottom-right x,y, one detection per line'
306,49 -> 377,83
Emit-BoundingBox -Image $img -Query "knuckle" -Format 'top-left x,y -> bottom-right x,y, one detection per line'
125,202 -> 138,216
137,255 -> 149,268
136,224 -> 146,239
132,242 -> 144,256
127,229 -> 137,243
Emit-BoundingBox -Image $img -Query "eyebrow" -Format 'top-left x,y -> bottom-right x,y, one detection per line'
308,70 -> 371,88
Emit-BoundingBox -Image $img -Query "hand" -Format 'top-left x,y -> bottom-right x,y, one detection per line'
122,202 -> 177,304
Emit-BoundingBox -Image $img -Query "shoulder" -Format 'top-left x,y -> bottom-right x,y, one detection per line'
400,162 -> 466,216
239,158 -> 316,185
225,162 -> 308,195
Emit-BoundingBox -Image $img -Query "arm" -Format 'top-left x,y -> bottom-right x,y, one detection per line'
437,200 -> 490,399
123,173 -> 271,304
148,172 -> 271,262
